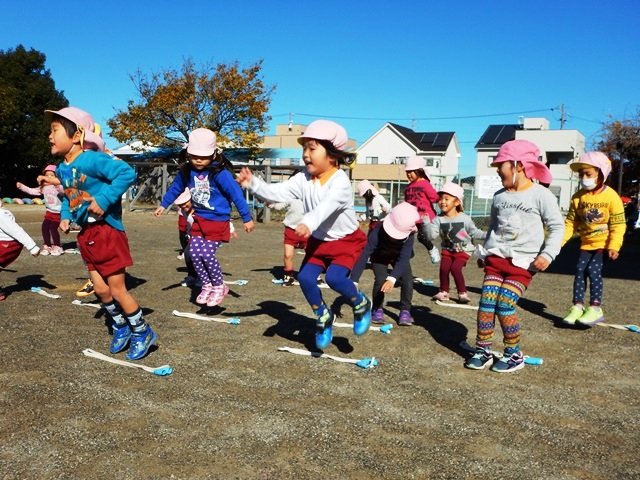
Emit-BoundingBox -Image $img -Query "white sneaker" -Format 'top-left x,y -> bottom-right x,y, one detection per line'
429,248 -> 441,264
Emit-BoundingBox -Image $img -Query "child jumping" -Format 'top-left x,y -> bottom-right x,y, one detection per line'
155,128 -> 254,306
47,106 -> 157,361
428,182 -> 485,303
403,156 -> 441,264
561,152 -> 626,326
237,119 -> 372,350
356,179 -> 391,231
351,202 -> 420,326
16,164 -> 65,255
269,199 -> 307,287
0,198 -> 40,300
465,140 -> 564,373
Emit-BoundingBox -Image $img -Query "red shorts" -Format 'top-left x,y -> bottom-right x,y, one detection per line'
44,211 -> 61,223
191,216 -> 230,242
442,249 -> 470,264
303,228 -> 367,271
484,255 -> 534,288
283,226 -> 307,249
178,214 -> 187,233
77,222 -> 133,278
0,240 -> 23,268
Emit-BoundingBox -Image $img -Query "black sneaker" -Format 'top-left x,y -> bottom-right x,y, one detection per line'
282,275 -> 298,287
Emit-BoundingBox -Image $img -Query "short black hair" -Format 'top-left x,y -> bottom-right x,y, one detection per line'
50,113 -> 77,138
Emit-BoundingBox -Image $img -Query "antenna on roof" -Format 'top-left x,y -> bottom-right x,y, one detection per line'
288,113 -> 293,132
518,116 -> 524,125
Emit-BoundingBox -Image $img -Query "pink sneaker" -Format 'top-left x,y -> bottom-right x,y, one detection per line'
49,246 -> 64,256
196,284 -> 214,305
40,245 -> 51,256
457,292 -> 471,303
207,284 -> 230,307
433,291 -> 450,301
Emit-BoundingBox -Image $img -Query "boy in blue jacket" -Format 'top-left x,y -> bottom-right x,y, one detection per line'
47,107 -> 157,360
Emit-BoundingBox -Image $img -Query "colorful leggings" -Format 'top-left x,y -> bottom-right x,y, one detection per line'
476,274 -> 526,352
573,250 -> 604,306
189,236 -> 223,286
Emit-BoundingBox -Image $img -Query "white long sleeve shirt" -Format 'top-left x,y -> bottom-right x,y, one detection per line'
0,207 -> 38,251
249,168 -> 359,241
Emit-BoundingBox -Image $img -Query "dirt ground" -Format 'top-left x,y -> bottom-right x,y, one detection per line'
1,205 -> 639,480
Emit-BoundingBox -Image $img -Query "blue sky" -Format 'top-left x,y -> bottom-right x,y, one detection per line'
2,0 -> 639,175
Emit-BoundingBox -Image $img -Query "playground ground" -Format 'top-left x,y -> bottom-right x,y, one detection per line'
1,205 -> 639,480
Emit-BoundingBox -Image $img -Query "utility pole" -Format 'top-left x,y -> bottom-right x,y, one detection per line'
559,104 -> 566,129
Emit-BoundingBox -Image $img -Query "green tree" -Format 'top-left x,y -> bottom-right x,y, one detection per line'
108,59 -> 275,153
594,108 -> 640,195
0,45 -> 67,193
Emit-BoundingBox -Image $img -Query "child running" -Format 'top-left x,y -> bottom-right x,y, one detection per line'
0,198 -> 40,300
155,128 -> 254,306
465,140 -> 564,373
356,179 -> 391,231
428,182 -> 485,303
560,152 -> 626,326
16,165 -> 65,255
47,106 -> 157,361
403,156 -> 441,263
237,119 -> 372,350
268,199 -> 307,287
351,202 -> 420,326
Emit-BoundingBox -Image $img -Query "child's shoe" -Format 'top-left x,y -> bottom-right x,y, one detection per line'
352,292 -> 372,336
433,291 -> 450,301
577,306 -> 604,326
176,252 -> 185,260
110,324 -> 132,354
372,308 -> 385,324
180,275 -> 197,287
398,310 -> 414,326
196,283 -> 214,305
49,246 -> 64,256
282,274 -> 298,287
0,287 -> 6,301
491,348 -> 525,373
207,284 -> 230,307
76,280 -> 94,297
428,247 -> 441,264
126,325 -> 157,360
457,292 -> 471,304
464,347 -> 494,370
562,305 -> 585,325
40,245 -> 51,256
314,304 -> 334,350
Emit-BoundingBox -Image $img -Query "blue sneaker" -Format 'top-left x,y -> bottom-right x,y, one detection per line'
126,326 -> 157,361
491,349 -> 524,373
314,305 -> 334,350
464,347 -> 494,370
352,292 -> 372,336
110,324 -> 132,354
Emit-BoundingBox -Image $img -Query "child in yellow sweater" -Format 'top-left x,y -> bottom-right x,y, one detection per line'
561,152 -> 626,326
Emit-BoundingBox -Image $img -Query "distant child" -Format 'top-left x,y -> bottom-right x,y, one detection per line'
269,199 -> 307,287
351,202 -> 420,326
403,156 -> 441,263
47,106 -> 157,361
16,164 -> 65,255
0,198 -> 40,300
155,128 -> 254,306
560,152 -> 626,326
465,140 -> 564,373
176,206 -> 199,287
356,179 -> 391,231
428,182 -> 485,303
237,120 -> 372,350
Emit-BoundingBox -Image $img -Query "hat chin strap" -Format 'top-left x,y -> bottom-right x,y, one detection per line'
511,161 -> 519,189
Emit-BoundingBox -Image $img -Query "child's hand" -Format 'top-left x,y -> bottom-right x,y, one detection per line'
380,280 -> 395,293
153,206 -> 165,217
295,223 -> 311,239
532,255 -> 550,271
236,167 -> 253,187
243,220 -> 255,233
59,219 -> 70,233
608,249 -> 619,260
88,198 -> 104,216
16,182 -> 24,189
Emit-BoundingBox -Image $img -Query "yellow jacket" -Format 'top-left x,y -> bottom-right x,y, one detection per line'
562,186 -> 626,251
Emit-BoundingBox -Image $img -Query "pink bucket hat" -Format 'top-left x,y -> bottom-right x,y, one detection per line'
356,179 -> 379,197
404,156 -> 426,172
45,107 -> 105,152
438,182 -> 465,209
492,139 -> 552,185
382,202 -> 420,240
43,164 -> 57,173
570,151 -> 612,180
174,188 -> 191,205
187,128 -> 218,157
297,120 -> 348,150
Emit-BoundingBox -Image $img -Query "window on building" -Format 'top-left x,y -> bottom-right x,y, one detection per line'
546,152 -> 574,165
486,155 -> 496,167
365,156 -> 378,164
394,156 -> 407,164
426,157 -> 435,167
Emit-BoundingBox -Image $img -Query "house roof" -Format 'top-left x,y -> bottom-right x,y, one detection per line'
474,124 -> 523,149
388,123 -> 455,152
